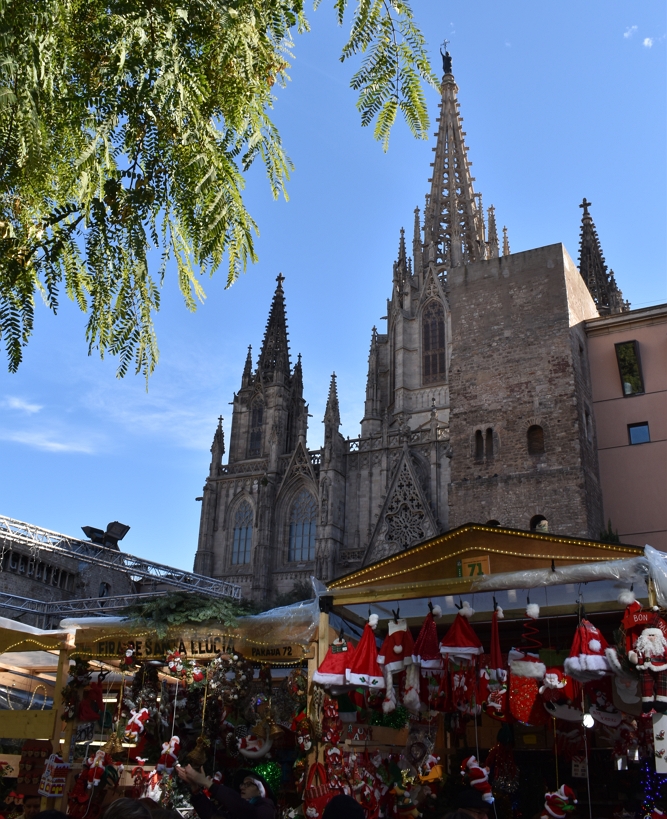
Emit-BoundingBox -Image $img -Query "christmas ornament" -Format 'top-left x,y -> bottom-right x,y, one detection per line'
509,603 -> 548,725
253,761 -> 281,796
412,604 -> 443,669
346,614 -> 385,689
460,755 -> 494,804
156,736 -> 180,773
539,667 -> 581,722
540,784 -> 577,819
208,651 -> 252,706
481,607 -> 509,721
124,707 -> 150,742
238,723 -> 273,759
186,736 -> 210,768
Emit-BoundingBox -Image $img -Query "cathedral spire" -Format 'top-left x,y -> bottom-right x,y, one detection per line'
241,345 -> 253,387
423,48 -> 488,271
256,273 -> 291,383
502,226 -> 510,257
324,372 -> 340,429
412,206 -> 423,279
209,415 -> 225,477
393,227 -> 409,292
487,205 -> 499,258
577,198 -> 629,315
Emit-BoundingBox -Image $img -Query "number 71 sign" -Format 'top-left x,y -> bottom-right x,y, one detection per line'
456,555 -> 491,577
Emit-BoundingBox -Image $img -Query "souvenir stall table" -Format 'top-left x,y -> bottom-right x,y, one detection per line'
0,600 -> 319,817
305,524 -> 667,819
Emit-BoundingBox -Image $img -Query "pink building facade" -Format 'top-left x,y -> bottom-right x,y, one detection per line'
586,304 -> 667,551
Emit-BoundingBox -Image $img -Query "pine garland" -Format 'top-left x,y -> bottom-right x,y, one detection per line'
123,592 -> 246,638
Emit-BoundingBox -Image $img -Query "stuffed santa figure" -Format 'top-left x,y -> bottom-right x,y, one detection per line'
628,626 -> 667,714
460,755 -> 494,804
346,614 -> 385,689
124,707 -> 150,742
539,668 -> 581,722
86,749 -> 109,788
378,618 -> 416,713
541,785 -> 577,819
156,736 -> 180,772
313,636 -> 356,686
564,619 -> 616,682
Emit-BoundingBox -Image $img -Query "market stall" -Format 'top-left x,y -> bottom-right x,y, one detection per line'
305,524 -> 667,819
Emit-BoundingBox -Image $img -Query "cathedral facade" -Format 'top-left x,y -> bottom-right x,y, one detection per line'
193,53 -> 628,603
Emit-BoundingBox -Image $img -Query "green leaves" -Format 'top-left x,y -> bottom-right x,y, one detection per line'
123,591 -> 247,638
0,0 -> 434,378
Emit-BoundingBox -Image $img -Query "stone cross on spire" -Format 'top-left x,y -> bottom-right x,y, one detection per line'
256,274 -> 291,383
422,49 -> 490,273
577,198 -> 628,315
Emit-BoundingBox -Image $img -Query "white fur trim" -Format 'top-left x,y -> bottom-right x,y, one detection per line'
345,670 -> 385,689
510,660 -> 546,678
393,645 -> 403,655
382,666 -> 396,713
247,778 -> 266,798
368,614 -> 379,629
526,603 -> 540,619
404,664 -> 421,712
312,670 -> 346,686
388,619 -> 407,635
496,606 -> 504,619
564,653 -> 609,681
441,644 -> 483,657
589,639 -> 602,653
628,650 -> 638,665
431,605 -> 442,618
460,601 -> 474,618
618,590 -> 636,606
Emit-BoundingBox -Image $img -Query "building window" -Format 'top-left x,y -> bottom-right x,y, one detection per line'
288,490 -> 317,562
475,430 -> 484,460
615,341 -> 645,396
231,501 -> 253,564
530,515 -> 548,532
527,425 -> 545,455
422,300 -> 446,385
628,422 -> 650,445
248,400 -> 264,458
485,428 -> 494,459
486,519 -> 500,527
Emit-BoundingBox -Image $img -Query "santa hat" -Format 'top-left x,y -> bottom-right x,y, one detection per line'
556,785 -> 577,804
378,619 -> 415,673
564,619 -> 613,682
346,616 -> 385,689
313,637 -> 356,687
440,613 -> 484,659
412,606 -> 443,669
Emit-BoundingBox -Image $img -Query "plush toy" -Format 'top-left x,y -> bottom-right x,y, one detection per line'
190,661 -> 205,683
156,736 -> 180,772
628,626 -> 667,714
123,643 -> 136,668
460,755 -> 494,804
167,650 -> 184,675
85,750 -> 108,788
238,731 -> 273,759
124,707 -> 150,742
540,784 -> 577,819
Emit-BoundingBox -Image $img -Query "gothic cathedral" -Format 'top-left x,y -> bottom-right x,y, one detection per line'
193,52 -> 628,603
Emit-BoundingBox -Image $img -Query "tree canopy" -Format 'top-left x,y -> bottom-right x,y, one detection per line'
0,0 -> 437,378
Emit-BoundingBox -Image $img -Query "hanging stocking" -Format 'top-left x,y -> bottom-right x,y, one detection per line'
509,603 -> 548,725
378,618 -> 415,713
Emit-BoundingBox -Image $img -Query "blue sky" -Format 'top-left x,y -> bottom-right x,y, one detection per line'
0,1 -> 664,574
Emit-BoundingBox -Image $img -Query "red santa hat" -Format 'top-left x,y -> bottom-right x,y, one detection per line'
378,619 -> 415,673
412,605 -> 443,669
564,619 -> 613,682
313,637 -> 356,686
346,616 -> 385,689
440,611 -> 484,660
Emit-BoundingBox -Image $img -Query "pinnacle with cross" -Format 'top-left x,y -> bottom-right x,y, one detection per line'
276,272 -> 285,286
580,198 -> 592,216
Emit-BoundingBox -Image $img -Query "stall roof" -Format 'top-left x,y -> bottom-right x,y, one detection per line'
0,616 -> 72,654
328,524 -> 643,604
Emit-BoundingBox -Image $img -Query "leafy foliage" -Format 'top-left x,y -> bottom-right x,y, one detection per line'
0,0 -> 436,377
600,518 -> 620,543
123,591 -> 250,637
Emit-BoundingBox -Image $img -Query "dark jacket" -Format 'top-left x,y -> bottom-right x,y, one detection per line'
191,783 -> 276,819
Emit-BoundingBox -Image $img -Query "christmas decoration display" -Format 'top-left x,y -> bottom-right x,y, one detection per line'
124,706 -> 150,741
509,603 -> 549,725
156,736 -> 180,773
481,606 -> 509,721
540,784 -> 577,819
313,636 -> 356,686
539,668 -> 581,721
412,605 -> 443,669
460,755 -> 494,804
208,651 -> 253,706
346,614 -> 385,689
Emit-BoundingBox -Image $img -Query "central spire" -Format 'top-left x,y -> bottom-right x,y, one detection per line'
256,274 -> 291,383
577,199 -> 628,315
422,50 -> 490,271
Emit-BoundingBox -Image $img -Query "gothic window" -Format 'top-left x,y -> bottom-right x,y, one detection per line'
485,428 -> 494,459
288,490 -> 317,561
231,501 -> 253,564
527,425 -> 545,455
475,430 -> 484,460
422,300 -> 446,385
248,400 -> 264,458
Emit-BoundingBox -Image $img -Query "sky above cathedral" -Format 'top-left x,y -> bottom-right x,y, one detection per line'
0,0 -> 664,571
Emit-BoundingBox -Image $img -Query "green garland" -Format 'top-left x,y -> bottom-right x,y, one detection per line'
123,592 -> 249,638
369,706 -> 409,729
253,761 -> 281,795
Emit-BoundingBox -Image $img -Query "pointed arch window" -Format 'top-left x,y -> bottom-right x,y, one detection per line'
288,490 -> 317,562
231,501 -> 253,564
422,300 -> 446,385
248,399 -> 264,458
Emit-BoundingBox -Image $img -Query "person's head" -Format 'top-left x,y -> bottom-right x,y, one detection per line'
34,811 -> 69,819
22,796 -> 41,819
322,795 -> 366,819
101,798 -> 152,819
452,789 -> 491,819
239,776 -> 266,801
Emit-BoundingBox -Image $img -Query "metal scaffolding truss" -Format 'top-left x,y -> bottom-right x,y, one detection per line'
0,515 -> 241,600
0,589 -> 172,618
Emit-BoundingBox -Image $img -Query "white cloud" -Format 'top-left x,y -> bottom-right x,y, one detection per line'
3,396 -> 43,414
643,37 -> 654,48
624,25 -> 638,39
0,429 -> 95,453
